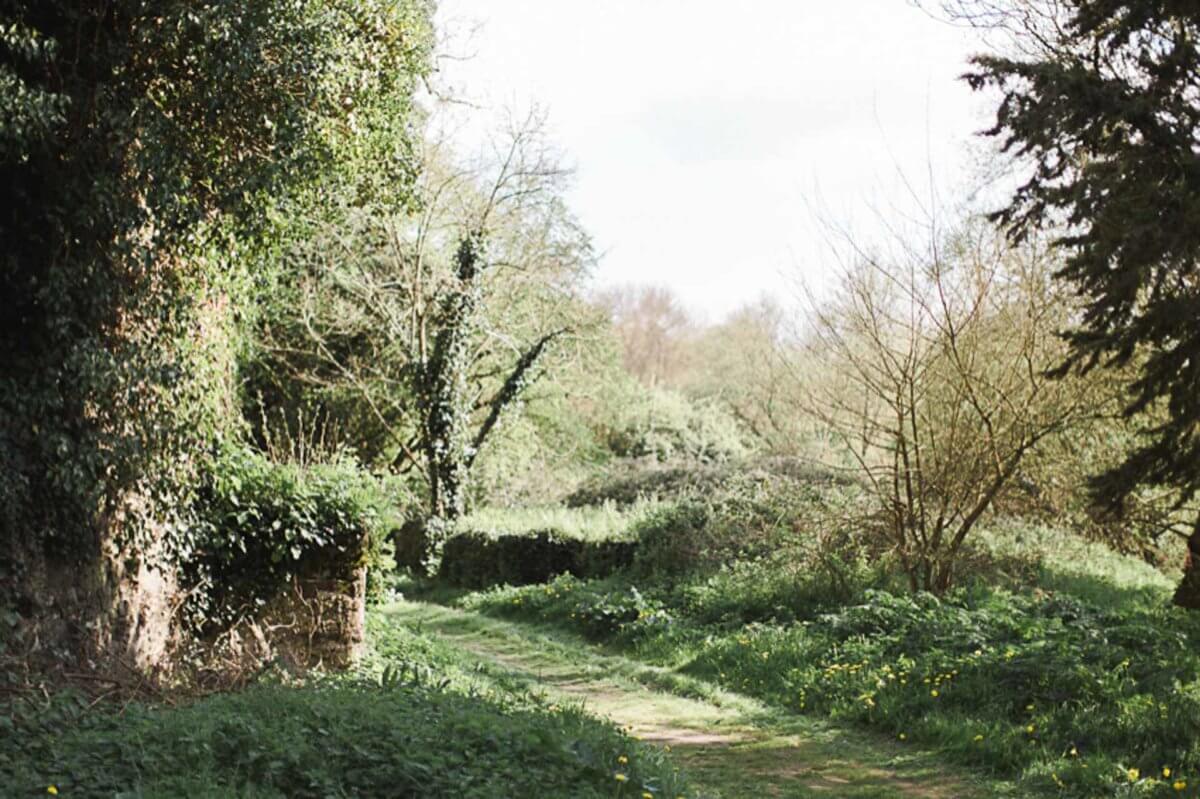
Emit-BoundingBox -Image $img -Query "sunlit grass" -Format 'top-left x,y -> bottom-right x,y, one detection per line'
454,499 -> 663,541
457,522 -> 1200,799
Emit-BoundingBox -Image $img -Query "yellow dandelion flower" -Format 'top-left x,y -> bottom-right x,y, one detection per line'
1163,767 -> 1172,778
1128,768 -> 1140,782
973,734 -> 985,742
47,789 -> 58,796
618,755 -> 628,764
643,793 -> 654,799
930,689 -> 939,697
615,773 -> 628,782
899,733 -> 907,740
1026,725 -> 1035,734
1174,780 -> 1187,791
1070,746 -> 1078,757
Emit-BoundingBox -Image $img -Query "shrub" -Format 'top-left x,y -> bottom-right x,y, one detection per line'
601,388 -> 747,463
182,447 -> 392,632
630,471 -> 867,578
438,531 -> 635,589
566,456 -> 850,508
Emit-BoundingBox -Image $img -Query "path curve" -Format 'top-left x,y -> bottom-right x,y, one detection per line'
382,600 -> 999,799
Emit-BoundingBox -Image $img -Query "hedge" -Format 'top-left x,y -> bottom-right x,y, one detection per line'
437,530 -> 635,588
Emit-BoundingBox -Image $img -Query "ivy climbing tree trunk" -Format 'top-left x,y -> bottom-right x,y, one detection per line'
419,233 -> 485,523
414,230 -> 567,560
0,0 -> 431,673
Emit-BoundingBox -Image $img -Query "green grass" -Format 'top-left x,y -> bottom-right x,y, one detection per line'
454,500 -> 661,541
453,520 -> 1200,799
0,612 -> 690,798
382,598 -> 1008,798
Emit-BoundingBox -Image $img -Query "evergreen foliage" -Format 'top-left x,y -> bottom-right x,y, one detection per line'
0,0 -> 432,656
962,0 -> 1200,604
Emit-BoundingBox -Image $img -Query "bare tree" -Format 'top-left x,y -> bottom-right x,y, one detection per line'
802,217 -> 1111,592
683,297 -> 802,452
596,284 -> 697,388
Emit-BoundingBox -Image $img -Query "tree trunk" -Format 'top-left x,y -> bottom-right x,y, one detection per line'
1173,515 -> 1200,610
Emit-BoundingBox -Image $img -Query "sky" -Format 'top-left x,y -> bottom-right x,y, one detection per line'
432,1 -> 993,321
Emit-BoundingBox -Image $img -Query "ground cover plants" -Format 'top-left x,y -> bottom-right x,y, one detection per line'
0,610 -> 690,799
453,511 -> 1200,798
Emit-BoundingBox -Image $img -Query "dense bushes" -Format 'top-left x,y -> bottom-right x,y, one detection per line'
630,471 -> 870,581
566,456 -> 851,507
601,388 -> 747,463
181,447 -> 392,632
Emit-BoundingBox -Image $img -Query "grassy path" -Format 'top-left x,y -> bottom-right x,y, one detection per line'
380,600 -> 1009,799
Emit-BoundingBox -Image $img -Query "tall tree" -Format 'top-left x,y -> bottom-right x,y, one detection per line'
952,0 -> 1200,606
0,0 -> 431,667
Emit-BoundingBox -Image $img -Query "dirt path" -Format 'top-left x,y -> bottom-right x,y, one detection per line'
381,601 -> 1004,799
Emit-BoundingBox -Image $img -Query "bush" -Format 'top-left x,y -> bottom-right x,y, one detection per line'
438,531 -> 635,589
565,456 -> 851,507
601,388 -> 747,463
630,471 -> 868,579
182,447 -> 392,632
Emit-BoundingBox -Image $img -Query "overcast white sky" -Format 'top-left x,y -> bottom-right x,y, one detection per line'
432,1 -> 992,321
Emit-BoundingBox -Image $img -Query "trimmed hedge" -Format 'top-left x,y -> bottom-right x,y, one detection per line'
438,530 -> 635,588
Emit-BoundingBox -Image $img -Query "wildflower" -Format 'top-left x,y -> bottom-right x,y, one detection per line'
973,734 -> 984,742
1174,780 -> 1187,791
615,773 -> 628,782
930,689 -> 939,697
1128,768 -> 1140,782
898,733 -> 907,740
1069,746 -> 1078,757
1026,725 -> 1035,734
618,755 -> 628,764
1163,767 -> 1172,778
643,793 -> 654,799
47,789 -> 58,796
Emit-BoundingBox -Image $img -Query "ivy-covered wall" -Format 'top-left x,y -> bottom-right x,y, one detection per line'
0,1 -> 432,671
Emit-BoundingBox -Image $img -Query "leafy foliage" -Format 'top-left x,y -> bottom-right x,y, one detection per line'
0,0 -> 432,655
0,609 -> 689,798
181,447 -> 392,632
467,531 -> 1200,798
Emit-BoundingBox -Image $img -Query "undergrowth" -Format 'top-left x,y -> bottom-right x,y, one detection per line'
459,523 -> 1200,798
0,612 -> 692,798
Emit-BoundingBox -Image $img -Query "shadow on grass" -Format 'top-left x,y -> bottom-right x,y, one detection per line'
380,600 -> 1015,799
